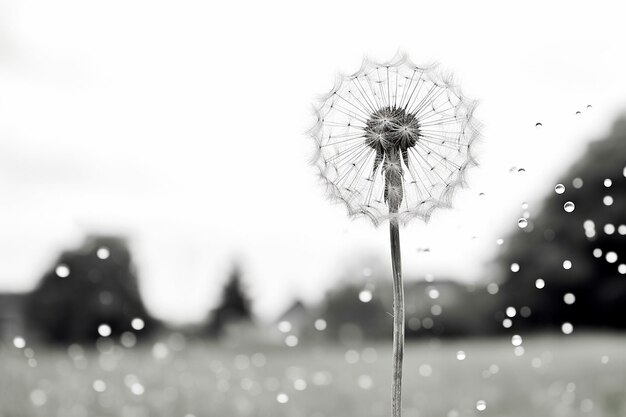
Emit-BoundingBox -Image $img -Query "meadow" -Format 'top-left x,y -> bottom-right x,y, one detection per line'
1,333 -> 625,417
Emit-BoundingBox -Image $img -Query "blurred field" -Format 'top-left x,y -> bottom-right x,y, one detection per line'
1,333 -> 625,417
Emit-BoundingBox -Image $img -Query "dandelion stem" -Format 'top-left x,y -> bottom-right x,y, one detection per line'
389,218 -> 404,417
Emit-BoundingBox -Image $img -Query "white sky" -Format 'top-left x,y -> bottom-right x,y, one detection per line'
1,0 -> 626,323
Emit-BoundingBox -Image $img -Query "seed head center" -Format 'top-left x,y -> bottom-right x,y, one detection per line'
365,107 -> 420,152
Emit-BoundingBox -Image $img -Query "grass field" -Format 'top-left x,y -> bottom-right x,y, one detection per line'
1,333 -> 625,417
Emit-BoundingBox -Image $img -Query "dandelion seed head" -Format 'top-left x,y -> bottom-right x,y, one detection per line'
310,54 -> 480,225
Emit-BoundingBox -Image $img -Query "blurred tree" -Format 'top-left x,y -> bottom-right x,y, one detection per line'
25,235 -> 157,343
497,115 -> 626,331
206,265 -> 253,337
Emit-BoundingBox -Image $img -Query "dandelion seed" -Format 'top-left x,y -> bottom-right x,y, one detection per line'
311,55 -> 479,226
310,54 -> 480,417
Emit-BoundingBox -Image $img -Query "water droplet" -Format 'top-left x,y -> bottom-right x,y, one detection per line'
496,238 -> 504,245
606,252 -> 618,264
587,104 -> 592,109
476,400 -> 487,411
535,278 -> 545,289
93,380 -> 107,392
561,322 -> 574,334
344,349 -> 360,364
554,184 -> 565,194
285,335 -> 298,347
517,168 -> 526,173
131,318 -> 145,331
276,393 -> 289,404
572,178 -> 584,188
30,389 -> 47,406
427,287 -> 440,300
593,248 -> 602,258
510,263 -> 520,272
618,264 -> 626,275
314,319 -> 327,331
55,264 -> 70,278
152,342 -> 169,359
603,195 -> 614,206
518,218 -> 528,229
98,324 -> 111,337
619,225 -> 626,235
563,201 -> 575,213
13,336 -> 26,349
121,332 -> 137,348
604,178 -> 612,187
521,202 -> 529,209
604,224 -> 615,235
278,321 -> 292,333
357,374 -> 373,389
487,283 -> 499,295
563,293 -> 576,305
506,307 -> 517,318
563,260 -> 572,270
131,382 -> 145,395
535,122 -> 542,128
456,350 -> 466,360
419,364 -> 432,377
502,318 -> 512,328
575,110 -> 582,116
359,289 -> 373,303
96,247 -> 110,260
511,334 -> 523,346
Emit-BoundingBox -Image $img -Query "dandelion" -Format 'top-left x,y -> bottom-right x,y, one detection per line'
309,54 -> 480,417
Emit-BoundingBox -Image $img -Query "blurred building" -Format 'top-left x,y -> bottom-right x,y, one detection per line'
0,293 -> 26,343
